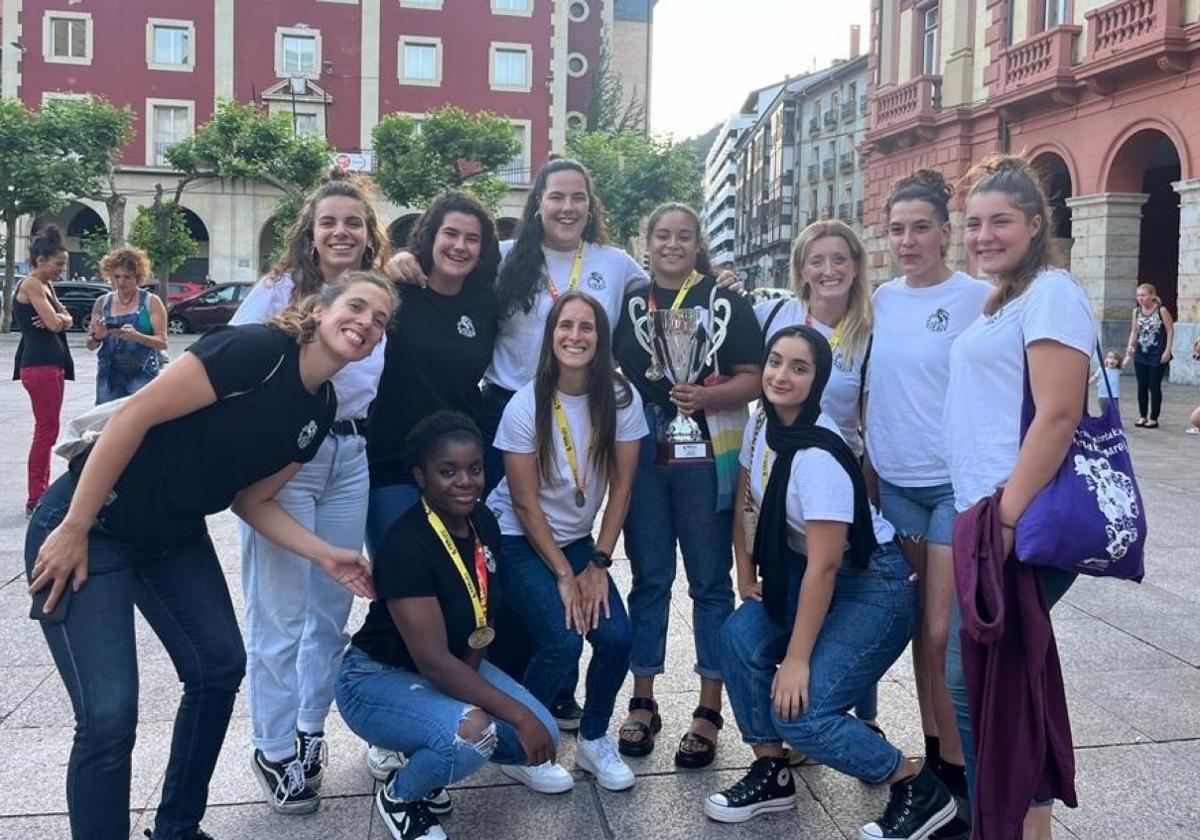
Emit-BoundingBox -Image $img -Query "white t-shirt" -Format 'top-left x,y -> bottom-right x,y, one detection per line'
740,409 -> 895,555
230,272 -> 386,421
865,272 -> 992,487
944,268 -> 1096,512
487,380 -> 649,544
753,297 -> 868,456
485,241 -> 648,392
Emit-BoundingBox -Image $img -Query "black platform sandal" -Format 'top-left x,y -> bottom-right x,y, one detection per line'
618,696 -> 661,757
674,705 -> 723,769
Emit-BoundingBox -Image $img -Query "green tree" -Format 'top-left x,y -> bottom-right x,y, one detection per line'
0,98 -> 131,330
372,106 -> 521,211
588,37 -> 648,133
567,130 -> 701,249
128,203 -> 196,281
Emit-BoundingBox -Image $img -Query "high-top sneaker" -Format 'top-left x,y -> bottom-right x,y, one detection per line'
250,750 -> 320,815
704,755 -> 796,823
859,761 -> 956,840
296,730 -> 328,791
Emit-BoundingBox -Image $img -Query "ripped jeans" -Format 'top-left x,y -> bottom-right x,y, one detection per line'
335,646 -> 559,801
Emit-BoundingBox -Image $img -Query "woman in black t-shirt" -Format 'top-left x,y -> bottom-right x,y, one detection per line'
338,412 -> 559,840
25,274 -> 396,840
612,203 -> 762,768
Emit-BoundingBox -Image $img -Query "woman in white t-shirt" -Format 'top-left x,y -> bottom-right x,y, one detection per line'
488,290 -> 648,793
705,325 -> 957,839
228,175 -> 392,814
866,170 -> 991,817
944,155 -> 1095,838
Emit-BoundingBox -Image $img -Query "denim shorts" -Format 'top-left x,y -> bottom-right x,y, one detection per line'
877,478 -> 956,546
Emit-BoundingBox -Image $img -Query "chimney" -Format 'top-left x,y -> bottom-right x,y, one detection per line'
850,24 -> 861,59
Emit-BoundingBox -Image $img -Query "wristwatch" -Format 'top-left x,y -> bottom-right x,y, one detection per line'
590,549 -> 613,569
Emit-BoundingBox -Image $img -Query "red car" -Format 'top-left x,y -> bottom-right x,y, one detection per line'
142,281 -> 208,303
167,282 -> 253,334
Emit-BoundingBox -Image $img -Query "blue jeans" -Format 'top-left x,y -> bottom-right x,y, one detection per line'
946,565 -> 1076,804
480,382 -> 514,498
623,401 -> 734,679
26,475 -> 246,840
95,366 -> 157,405
365,480 -> 422,561
336,647 -> 558,800
720,542 -> 916,784
497,535 -> 632,740
878,478 -> 957,546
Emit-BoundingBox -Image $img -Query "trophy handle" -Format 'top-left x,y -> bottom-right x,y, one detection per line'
704,297 -> 733,367
627,296 -> 653,355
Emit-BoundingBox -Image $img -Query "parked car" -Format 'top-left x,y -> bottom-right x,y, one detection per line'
51,280 -> 111,331
167,282 -> 252,334
142,281 -> 208,303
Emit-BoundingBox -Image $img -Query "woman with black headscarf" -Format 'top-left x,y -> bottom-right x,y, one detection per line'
702,325 -> 953,840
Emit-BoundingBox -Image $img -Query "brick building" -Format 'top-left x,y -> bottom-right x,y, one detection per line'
0,0 -> 655,282
863,0 -> 1200,382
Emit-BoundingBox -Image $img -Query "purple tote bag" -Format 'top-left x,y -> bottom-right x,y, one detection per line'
1014,341 -> 1146,581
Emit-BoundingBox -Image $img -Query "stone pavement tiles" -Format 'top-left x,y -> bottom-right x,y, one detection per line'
0,334 -> 1197,838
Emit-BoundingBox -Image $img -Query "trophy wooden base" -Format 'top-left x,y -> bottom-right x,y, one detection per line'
655,439 -> 714,466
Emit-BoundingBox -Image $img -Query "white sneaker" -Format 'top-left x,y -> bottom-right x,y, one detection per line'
500,760 -> 575,794
576,735 -> 635,791
367,745 -> 407,782
1186,426 -> 1200,435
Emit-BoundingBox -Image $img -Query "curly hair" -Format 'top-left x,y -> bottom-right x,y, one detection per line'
789,220 -> 873,367
885,168 -> 953,224
272,171 -> 391,303
99,246 -> 152,282
409,191 -> 501,289
404,410 -> 485,480
269,270 -> 399,344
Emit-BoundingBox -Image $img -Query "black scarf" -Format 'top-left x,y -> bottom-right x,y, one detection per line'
753,326 -> 880,625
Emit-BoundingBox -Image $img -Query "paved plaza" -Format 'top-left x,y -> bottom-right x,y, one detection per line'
0,332 -> 1197,839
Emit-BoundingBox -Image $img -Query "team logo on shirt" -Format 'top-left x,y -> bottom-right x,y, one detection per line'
926,308 -> 950,332
456,315 -> 476,338
483,546 -> 497,573
297,420 -> 318,450
585,271 -> 605,291
833,347 -> 852,372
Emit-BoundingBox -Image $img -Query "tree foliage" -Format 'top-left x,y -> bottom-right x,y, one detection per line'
129,204 -> 196,278
372,106 -> 521,211
566,130 -> 701,248
587,37 -> 648,134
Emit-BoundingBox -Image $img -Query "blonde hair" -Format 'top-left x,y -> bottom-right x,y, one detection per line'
790,220 -> 872,366
99,246 -> 152,282
1135,283 -> 1161,306
269,271 -> 399,343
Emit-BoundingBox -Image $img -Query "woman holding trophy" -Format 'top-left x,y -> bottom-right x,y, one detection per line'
613,203 -> 762,768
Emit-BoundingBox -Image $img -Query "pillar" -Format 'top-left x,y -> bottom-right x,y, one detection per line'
1171,178 -> 1200,385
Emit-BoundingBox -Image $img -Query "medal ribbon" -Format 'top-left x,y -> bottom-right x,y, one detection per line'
421,499 -> 488,630
551,393 -> 588,503
545,242 -> 585,301
647,269 -> 700,313
805,309 -> 845,353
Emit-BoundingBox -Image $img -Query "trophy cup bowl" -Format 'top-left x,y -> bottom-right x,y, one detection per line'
649,308 -> 715,465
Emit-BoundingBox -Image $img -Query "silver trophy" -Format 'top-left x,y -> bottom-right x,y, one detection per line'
628,297 -> 732,464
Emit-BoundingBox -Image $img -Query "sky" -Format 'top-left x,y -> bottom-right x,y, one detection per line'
649,0 -> 871,140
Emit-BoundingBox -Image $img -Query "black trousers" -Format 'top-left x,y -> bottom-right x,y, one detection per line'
1134,361 -> 1166,420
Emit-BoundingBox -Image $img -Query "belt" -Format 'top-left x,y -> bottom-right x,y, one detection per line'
331,417 -> 368,436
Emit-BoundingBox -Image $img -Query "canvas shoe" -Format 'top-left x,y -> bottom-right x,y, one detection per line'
704,755 -> 796,823
550,697 -> 584,732
296,730 -> 328,790
859,762 -> 956,840
250,750 -> 320,815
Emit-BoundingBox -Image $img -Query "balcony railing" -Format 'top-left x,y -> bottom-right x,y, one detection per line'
872,75 -> 942,135
856,199 -> 864,221
823,109 -> 837,126
837,202 -> 851,221
997,25 -> 1081,95
808,117 -> 820,135
840,101 -> 856,121
807,164 -> 819,182
1080,0 -> 1187,87
839,153 -> 855,173
821,158 -> 836,178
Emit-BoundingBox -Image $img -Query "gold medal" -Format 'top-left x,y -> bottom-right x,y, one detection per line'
575,489 -> 586,508
467,626 -> 495,650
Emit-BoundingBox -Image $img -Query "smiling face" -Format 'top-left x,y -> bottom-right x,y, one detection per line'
964,191 -> 1042,280
888,199 -> 950,280
416,437 -> 485,520
312,195 -> 369,279
763,335 -> 816,418
649,210 -> 700,281
538,169 -> 591,251
552,297 -> 598,372
799,235 -> 855,307
430,211 -> 483,282
313,280 -> 393,362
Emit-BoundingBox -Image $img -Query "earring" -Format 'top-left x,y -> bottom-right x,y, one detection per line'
363,246 -> 376,266
311,246 -> 319,265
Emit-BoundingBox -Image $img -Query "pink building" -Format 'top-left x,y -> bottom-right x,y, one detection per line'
0,0 -> 655,281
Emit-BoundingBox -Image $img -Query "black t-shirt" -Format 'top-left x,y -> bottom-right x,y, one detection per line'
614,275 -> 763,438
89,324 -> 336,549
367,280 -> 499,488
351,501 -> 501,671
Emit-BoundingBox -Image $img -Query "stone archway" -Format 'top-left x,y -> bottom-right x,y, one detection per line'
258,219 -> 278,276
176,207 -> 211,283
31,201 -> 107,280
1032,151 -> 1074,268
388,214 -> 421,250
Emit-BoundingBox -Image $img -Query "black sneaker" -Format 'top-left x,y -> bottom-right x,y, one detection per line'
703,755 -> 796,823
859,762 -> 956,840
425,786 -> 453,816
375,786 -> 447,840
296,729 -> 328,790
550,697 -> 583,732
144,829 -> 216,839
250,750 -> 320,815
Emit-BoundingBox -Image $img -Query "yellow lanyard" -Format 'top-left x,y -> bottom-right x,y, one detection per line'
648,270 -> 699,312
551,393 -> 588,507
806,310 -> 845,352
421,499 -> 487,629
545,242 -> 585,301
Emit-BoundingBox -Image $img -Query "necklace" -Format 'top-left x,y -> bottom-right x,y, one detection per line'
117,289 -> 137,307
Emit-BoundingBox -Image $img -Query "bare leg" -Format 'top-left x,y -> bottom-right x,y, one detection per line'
898,539 -> 937,739
924,543 -> 963,766
1022,803 -> 1053,840
678,676 -> 723,751
619,674 -> 656,748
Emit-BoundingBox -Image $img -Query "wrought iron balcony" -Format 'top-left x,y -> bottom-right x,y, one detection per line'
807,163 -> 819,182
822,158 -> 836,178
823,109 -> 837,126
839,153 -> 855,173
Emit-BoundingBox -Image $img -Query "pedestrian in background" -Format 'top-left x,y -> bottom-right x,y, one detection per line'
86,246 -> 167,404
1124,282 -> 1174,428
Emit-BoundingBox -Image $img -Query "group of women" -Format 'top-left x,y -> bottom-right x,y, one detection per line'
22,151 -> 1100,840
